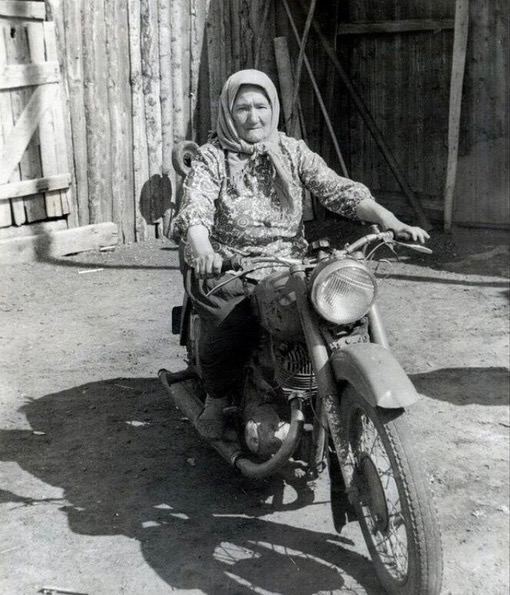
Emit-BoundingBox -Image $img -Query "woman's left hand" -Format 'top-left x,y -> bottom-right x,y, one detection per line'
379,213 -> 430,244
356,198 -> 430,244
391,222 -> 430,244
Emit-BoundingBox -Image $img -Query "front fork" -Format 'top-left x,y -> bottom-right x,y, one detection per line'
368,302 -> 389,348
290,267 -> 360,529
290,268 -> 345,477
290,268 -> 390,474
291,266 -> 389,454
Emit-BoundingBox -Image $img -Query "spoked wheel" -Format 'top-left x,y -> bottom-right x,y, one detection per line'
336,387 -> 443,594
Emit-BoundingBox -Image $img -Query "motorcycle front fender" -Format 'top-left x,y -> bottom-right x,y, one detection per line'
330,343 -> 420,409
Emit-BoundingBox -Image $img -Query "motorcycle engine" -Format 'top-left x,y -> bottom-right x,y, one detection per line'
243,271 -> 318,457
242,339 -> 316,458
273,341 -> 317,396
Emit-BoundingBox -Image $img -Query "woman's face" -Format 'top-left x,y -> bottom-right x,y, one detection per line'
232,85 -> 272,143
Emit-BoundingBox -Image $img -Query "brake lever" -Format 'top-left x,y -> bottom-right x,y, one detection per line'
393,241 -> 433,255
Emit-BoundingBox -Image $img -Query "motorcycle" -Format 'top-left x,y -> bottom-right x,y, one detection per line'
160,143 -> 443,594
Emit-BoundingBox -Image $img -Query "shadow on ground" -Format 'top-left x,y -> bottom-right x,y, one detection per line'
411,366 -> 510,406
2,366 -> 507,591
0,378 -> 380,594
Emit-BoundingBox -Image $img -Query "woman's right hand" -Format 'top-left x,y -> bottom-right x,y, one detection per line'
192,251 -> 223,278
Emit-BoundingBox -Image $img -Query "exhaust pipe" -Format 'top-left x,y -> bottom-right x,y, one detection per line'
235,399 -> 304,479
159,369 -> 304,479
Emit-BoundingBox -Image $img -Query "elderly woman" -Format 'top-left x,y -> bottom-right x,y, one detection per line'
174,69 -> 428,438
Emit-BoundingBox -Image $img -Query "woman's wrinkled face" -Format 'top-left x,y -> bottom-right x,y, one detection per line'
232,85 -> 272,143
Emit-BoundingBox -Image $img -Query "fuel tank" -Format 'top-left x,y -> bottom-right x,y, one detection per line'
252,269 -> 304,341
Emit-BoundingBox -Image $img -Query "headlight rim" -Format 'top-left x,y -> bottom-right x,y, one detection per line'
310,257 -> 377,324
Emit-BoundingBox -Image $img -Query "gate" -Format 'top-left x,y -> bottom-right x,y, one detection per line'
0,5 -> 73,232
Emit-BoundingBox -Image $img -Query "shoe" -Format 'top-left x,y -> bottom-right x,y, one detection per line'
196,395 -> 228,440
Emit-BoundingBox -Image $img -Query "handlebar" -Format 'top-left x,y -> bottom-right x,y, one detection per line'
344,229 -> 432,256
200,232 -> 431,296
220,254 -> 244,273
206,255 -> 301,298
345,230 -> 394,254
221,254 -> 301,273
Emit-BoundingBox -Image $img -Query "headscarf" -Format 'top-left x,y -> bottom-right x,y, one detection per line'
216,69 -> 294,211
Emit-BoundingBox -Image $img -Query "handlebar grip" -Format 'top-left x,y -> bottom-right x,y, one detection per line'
397,242 -> 433,254
221,259 -> 232,273
221,254 -> 244,272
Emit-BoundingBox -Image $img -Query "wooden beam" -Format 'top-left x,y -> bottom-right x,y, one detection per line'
0,1 -> 46,20
128,0 -> 150,241
290,0 -> 317,126
170,0 -> 186,141
106,0 -> 134,241
206,0 -> 222,127
336,19 -> 455,36
0,62 -> 60,89
254,0 -> 272,69
158,0 -> 174,176
274,37 -> 302,137
0,22 -> 13,227
27,22 -> 62,218
273,36 -> 313,221
281,5 -> 349,177
0,84 -> 57,185
82,0 -> 112,225
141,0 -> 162,168
0,173 -> 71,200
0,222 -> 119,264
0,218 -> 66,241
43,22 -> 73,217
62,0 -> 90,227
444,0 -> 469,231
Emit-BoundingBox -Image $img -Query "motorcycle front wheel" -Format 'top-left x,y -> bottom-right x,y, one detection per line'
336,386 -> 443,595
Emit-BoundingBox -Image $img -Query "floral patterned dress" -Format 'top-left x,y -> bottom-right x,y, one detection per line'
174,132 -> 374,279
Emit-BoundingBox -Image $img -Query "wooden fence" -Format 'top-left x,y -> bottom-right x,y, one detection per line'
281,0 -> 508,227
0,0 -> 507,245
0,7 -> 74,233
44,0 -> 278,242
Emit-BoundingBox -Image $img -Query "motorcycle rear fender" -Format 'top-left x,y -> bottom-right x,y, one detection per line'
330,343 -> 420,409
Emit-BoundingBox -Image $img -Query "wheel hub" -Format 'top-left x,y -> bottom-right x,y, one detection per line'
357,454 -> 389,532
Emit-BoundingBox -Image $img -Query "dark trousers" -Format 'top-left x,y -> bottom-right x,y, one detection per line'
184,266 -> 259,399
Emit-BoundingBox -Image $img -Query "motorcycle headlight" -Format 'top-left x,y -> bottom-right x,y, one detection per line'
310,259 -> 377,324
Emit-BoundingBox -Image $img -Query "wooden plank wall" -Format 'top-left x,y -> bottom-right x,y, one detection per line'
37,0 -> 278,242
0,6 -> 74,236
454,0 -> 509,226
0,19 -> 47,227
274,2 -> 341,171
284,0 -> 508,227
3,0 -> 504,240
333,0 -> 455,220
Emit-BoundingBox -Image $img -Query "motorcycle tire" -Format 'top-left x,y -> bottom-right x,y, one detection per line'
335,386 -> 443,595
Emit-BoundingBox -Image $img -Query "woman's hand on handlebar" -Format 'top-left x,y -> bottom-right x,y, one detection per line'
378,212 -> 430,244
390,222 -> 430,244
356,200 -> 430,244
192,251 -> 223,278
187,225 -> 224,277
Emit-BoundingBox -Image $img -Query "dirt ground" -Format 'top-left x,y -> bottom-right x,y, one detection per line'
1,223 -> 508,595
